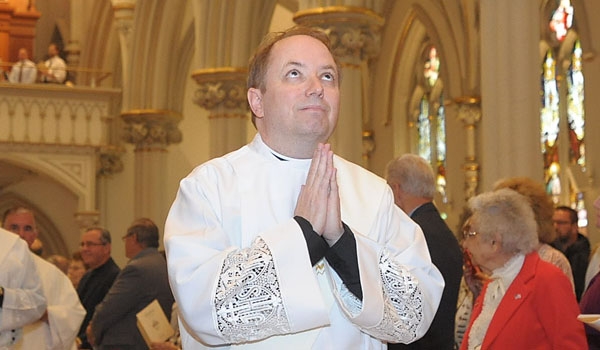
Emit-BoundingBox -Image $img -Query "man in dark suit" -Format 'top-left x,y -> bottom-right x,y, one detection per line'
88,218 -> 174,350
77,226 -> 121,349
386,154 -> 463,350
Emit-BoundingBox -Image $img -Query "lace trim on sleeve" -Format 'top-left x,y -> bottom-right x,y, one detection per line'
215,237 -> 291,343
369,251 -> 424,343
339,283 -> 363,316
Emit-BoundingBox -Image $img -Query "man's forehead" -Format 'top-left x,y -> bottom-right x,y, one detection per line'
272,35 -> 334,65
5,211 -> 35,223
82,229 -> 101,239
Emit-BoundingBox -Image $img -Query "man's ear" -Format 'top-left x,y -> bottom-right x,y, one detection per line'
247,88 -> 264,119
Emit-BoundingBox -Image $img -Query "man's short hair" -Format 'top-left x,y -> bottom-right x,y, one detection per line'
555,205 -> 578,224
385,154 -> 436,199
85,226 -> 112,244
2,205 -> 34,224
127,218 -> 159,248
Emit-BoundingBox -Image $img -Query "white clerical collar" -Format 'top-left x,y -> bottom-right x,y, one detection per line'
250,134 -> 312,166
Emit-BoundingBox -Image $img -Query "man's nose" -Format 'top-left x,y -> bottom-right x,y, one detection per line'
306,76 -> 324,98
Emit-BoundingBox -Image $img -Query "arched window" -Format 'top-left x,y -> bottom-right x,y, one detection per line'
413,46 -> 448,217
541,0 -> 587,227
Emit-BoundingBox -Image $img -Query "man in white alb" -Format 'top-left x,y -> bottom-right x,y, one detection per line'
0,227 -> 46,349
165,26 -> 444,349
3,207 -> 85,350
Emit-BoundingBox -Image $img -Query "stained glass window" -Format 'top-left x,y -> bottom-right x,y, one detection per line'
541,0 -> 587,220
567,40 -> 585,168
416,46 -> 447,214
541,50 -> 561,204
417,96 -> 431,162
549,0 -> 573,42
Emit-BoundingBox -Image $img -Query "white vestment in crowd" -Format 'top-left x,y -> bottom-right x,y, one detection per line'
165,134 -> 444,349
0,229 -> 46,349
14,255 -> 85,350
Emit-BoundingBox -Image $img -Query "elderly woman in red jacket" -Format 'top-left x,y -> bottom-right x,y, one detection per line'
460,188 -> 586,349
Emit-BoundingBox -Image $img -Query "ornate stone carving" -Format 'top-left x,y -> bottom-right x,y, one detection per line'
293,6 -> 384,64
97,145 -> 125,176
112,0 -> 135,38
74,211 -> 100,229
456,97 -> 482,126
455,96 -> 481,199
121,109 -> 183,150
192,67 -> 249,113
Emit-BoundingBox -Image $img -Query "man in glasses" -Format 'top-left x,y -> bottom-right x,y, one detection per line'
76,227 -> 120,349
2,206 -> 85,350
87,218 -> 174,350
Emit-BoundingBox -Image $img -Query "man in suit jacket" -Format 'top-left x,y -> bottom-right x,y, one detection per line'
76,227 -> 121,349
386,154 -> 463,350
88,218 -> 174,350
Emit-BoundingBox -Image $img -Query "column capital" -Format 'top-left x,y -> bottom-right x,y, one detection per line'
191,67 -> 249,113
454,96 -> 482,126
97,145 -> 125,176
293,6 -> 384,65
112,0 -> 135,38
121,109 -> 183,150
74,211 -> 100,230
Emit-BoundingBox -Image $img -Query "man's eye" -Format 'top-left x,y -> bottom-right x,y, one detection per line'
322,73 -> 335,81
287,70 -> 300,78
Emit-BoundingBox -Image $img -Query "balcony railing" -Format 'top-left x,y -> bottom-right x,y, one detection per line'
0,83 -> 122,149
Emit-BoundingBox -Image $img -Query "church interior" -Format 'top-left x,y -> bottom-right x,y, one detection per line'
0,0 -> 599,267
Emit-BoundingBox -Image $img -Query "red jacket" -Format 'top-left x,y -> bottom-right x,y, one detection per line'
461,252 -> 587,349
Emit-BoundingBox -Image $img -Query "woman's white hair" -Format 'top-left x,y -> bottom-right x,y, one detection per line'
468,188 -> 538,255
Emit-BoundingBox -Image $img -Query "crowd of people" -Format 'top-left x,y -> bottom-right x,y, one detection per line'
2,25 -> 600,350
0,43 -> 67,85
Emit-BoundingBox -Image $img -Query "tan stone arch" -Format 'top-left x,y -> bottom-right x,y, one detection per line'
0,151 -> 96,212
370,0 -> 479,229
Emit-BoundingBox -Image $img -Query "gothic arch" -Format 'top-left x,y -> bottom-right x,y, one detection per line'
0,152 -> 95,211
372,1 -> 471,157
78,0 -> 120,87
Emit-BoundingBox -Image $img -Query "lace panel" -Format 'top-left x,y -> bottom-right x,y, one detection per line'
368,251 -> 424,343
339,283 -> 363,317
215,237 -> 291,343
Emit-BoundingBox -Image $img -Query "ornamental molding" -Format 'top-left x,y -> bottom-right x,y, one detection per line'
192,67 -> 249,112
121,109 -> 183,149
454,96 -> 482,125
294,6 -> 384,64
97,145 -> 125,176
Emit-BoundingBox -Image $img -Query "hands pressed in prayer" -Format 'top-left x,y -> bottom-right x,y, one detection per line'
295,143 -> 343,246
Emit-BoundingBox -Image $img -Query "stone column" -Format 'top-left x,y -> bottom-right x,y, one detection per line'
192,67 -> 249,158
455,97 -> 482,199
111,0 -> 135,91
294,6 -> 383,166
64,0 -> 83,83
94,144 -> 124,227
479,0 -> 543,190
121,109 -> 182,221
